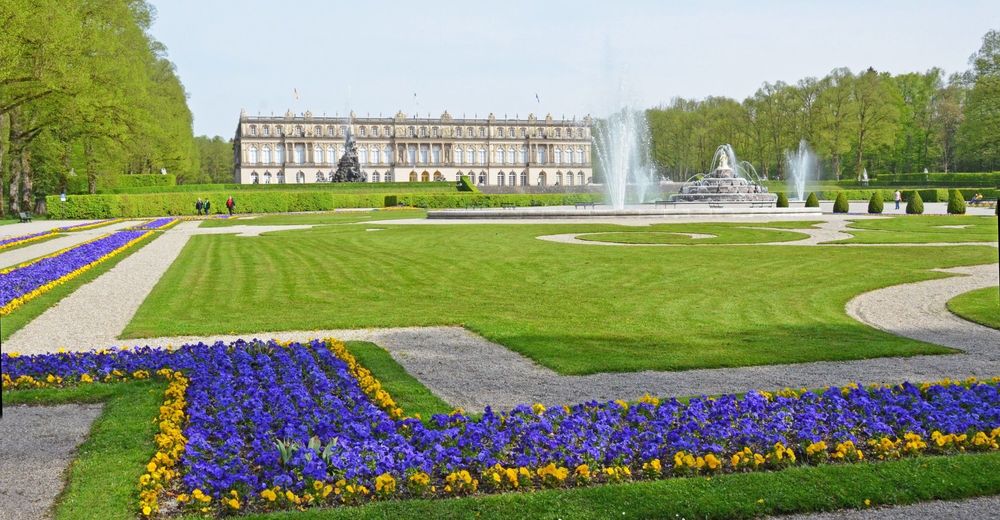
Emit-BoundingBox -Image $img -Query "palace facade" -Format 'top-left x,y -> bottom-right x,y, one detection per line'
233,110 -> 593,186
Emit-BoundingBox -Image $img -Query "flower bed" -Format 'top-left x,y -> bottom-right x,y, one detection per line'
130,217 -> 179,230
3,339 -> 999,517
0,230 -> 56,250
0,229 -> 153,315
57,219 -> 123,232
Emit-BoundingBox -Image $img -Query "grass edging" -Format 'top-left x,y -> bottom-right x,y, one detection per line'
947,286 -> 1000,330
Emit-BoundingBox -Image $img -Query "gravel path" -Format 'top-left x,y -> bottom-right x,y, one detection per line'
0,404 -> 103,520
775,495 -> 1000,520
0,220 -> 140,268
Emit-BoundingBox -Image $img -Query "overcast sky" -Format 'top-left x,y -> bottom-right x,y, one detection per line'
148,0 -> 998,137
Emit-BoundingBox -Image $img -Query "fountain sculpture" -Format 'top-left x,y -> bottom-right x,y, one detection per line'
330,126 -> 365,182
672,144 -> 776,204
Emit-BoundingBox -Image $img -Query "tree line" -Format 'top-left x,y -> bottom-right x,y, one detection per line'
647,29 -> 1000,181
0,0 -> 202,215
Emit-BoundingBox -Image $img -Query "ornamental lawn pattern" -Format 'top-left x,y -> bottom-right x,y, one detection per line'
2,339 -> 999,517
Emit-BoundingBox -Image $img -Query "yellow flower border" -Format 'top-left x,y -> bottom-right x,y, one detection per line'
0,230 -> 57,251
58,218 -> 124,232
0,230 -> 155,315
138,369 -> 189,517
0,219 -> 123,253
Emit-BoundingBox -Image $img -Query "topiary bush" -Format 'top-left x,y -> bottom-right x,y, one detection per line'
905,191 -> 924,214
805,192 -> 820,207
867,191 -> 884,214
776,192 -> 789,208
947,189 -> 966,214
833,192 -> 850,213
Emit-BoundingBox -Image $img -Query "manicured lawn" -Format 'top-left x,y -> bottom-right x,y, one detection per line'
123,220 -> 998,374
837,215 -> 998,244
1,231 -> 158,341
948,287 -> 1000,330
199,209 -> 425,228
575,222 -> 816,245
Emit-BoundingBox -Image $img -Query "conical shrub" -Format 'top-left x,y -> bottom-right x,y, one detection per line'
906,191 -> 924,214
805,192 -> 820,207
868,191 -> 884,214
833,192 -> 850,213
776,192 -> 789,208
947,189 -> 966,214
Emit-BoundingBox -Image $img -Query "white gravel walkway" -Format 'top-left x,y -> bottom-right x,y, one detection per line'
0,404 -> 104,520
775,495 -> 1000,520
0,220 -> 140,269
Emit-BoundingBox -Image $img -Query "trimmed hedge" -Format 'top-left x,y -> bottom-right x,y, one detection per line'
873,172 -> 1000,186
457,176 -> 479,192
776,192 -> 789,208
106,181 -> 458,195
805,193 -> 820,207
906,191 -> 924,215
947,189 -> 967,215
832,192 -> 850,213
868,192 -> 884,214
67,173 -> 177,194
45,191 -> 603,218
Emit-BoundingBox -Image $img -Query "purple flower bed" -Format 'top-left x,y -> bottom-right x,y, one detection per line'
57,220 -> 110,232
133,217 -> 177,230
0,230 -> 147,308
0,230 -> 54,249
4,339 -> 999,511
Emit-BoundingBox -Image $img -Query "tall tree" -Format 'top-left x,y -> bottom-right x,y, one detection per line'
850,68 -> 901,179
815,68 -> 856,179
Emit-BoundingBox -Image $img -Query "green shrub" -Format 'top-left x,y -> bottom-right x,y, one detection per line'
66,173 -> 177,194
384,195 -> 399,207
805,192 -> 819,207
947,189 -> 966,214
776,192 -> 789,208
905,191 -> 924,214
457,176 -> 478,192
867,192 -> 884,214
832,192 -> 850,213
106,181 -> 457,195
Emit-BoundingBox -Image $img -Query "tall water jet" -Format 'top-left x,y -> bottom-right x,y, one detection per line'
592,67 -> 654,210
785,140 -> 817,201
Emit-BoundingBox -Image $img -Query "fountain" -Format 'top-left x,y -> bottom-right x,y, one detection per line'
672,144 -> 776,204
785,139 -> 817,200
330,126 -> 365,182
593,93 -> 655,210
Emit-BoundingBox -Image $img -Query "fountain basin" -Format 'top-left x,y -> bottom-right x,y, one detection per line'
426,204 -> 820,219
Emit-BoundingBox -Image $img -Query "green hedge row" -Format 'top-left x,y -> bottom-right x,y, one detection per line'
777,188 -> 998,202
68,173 -> 177,194
105,181 -> 459,195
45,191 -> 602,218
874,172 -> 1000,185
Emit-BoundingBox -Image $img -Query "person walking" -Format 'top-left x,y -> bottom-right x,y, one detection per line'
226,196 -> 235,216
195,198 -> 203,215
894,190 -> 902,210
204,199 -> 212,215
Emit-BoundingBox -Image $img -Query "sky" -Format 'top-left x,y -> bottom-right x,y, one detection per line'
148,0 -> 999,137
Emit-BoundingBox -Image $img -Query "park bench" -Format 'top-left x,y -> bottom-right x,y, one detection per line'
574,202 -> 597,209
969,198 -> 997,208
18,211 -> 32,223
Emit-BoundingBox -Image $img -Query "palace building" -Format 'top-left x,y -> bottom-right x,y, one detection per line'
233,109 -> 593,186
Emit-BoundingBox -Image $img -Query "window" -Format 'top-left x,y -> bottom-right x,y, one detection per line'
359,146 -> 368,164
340,125 -> 347,136
434,171 -> 444,181
384,146 -> 393,163
316,171 -> 326,182
454,147 -> 463,164
431,126 -> 439,137
372,172 -> 380,182
576,148 -> 584,164
407,126 -> 415,137
497,172 -> 505,185
578,172 -> 585,185
432,145 -> 441,164
555,128 -> 561,138
314,125 -> 321,136
262,146 -> 272,164
479,127 -> 485,137
407,145 -> 416,164
567,171 -> 574,186
263,172 -> 272,184
419,127 -> 427,137
327,145 -> 336,163
385,171 -> 394,182
372,147 -> 381,164
421,171 -> 429,182
520,128 -> 526,138
250,171 -> 259,184
384,126 -> 391,136
536,127 -> 544,138
372,126 -> 379,137
275,145 -> 285,163
508,127 -> 514,137
478,172 -> 486,185
359,126 -> 366,137
455,127 -> 462,138
314,146 -> 323,164
506,147 -> 515,163
249,125 -> 257,136
509,172 -> 516,186
556,172 -> 563,185
478,147 -> 486,164
277,172 -> 286,184
328,126 -> 335,137
497,127 -> 504,138
554,148 -> 561,164
295,125 -> 303,136
263,126 -> 270,136
278,126 -> 285,136
519,171 -> 527,186
495,147 -> 504,163
293,144 -> 305,164
519,146 -> 527,163
419,146 -> 428,163
537,147 -> 547,163
296,171 -> 305,183
248,146 -> 258,164
537,172 -> 546,186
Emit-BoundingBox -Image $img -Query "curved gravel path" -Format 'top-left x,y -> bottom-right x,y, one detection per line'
0,404 -> 103,520
0,220 -> 140,268
775,495 -> 1000,520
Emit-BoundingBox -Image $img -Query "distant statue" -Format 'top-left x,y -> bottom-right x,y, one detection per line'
718,152 -> 731,171
330,126 -> 365,182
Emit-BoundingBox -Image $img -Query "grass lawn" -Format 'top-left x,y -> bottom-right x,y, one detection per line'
123,219 -> 998,374
199,209 -> 426,228
948,287 -> 1000,330
575,222 -> 817,245
837,215 -> 998,244
1,231 -> 159,342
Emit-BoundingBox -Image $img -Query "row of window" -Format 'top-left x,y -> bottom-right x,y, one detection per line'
246,170 -> 589,187
246,124 -> 588,139
245,144 -> 589,166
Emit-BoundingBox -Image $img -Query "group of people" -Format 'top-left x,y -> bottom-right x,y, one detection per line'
196,196 -> 236,216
